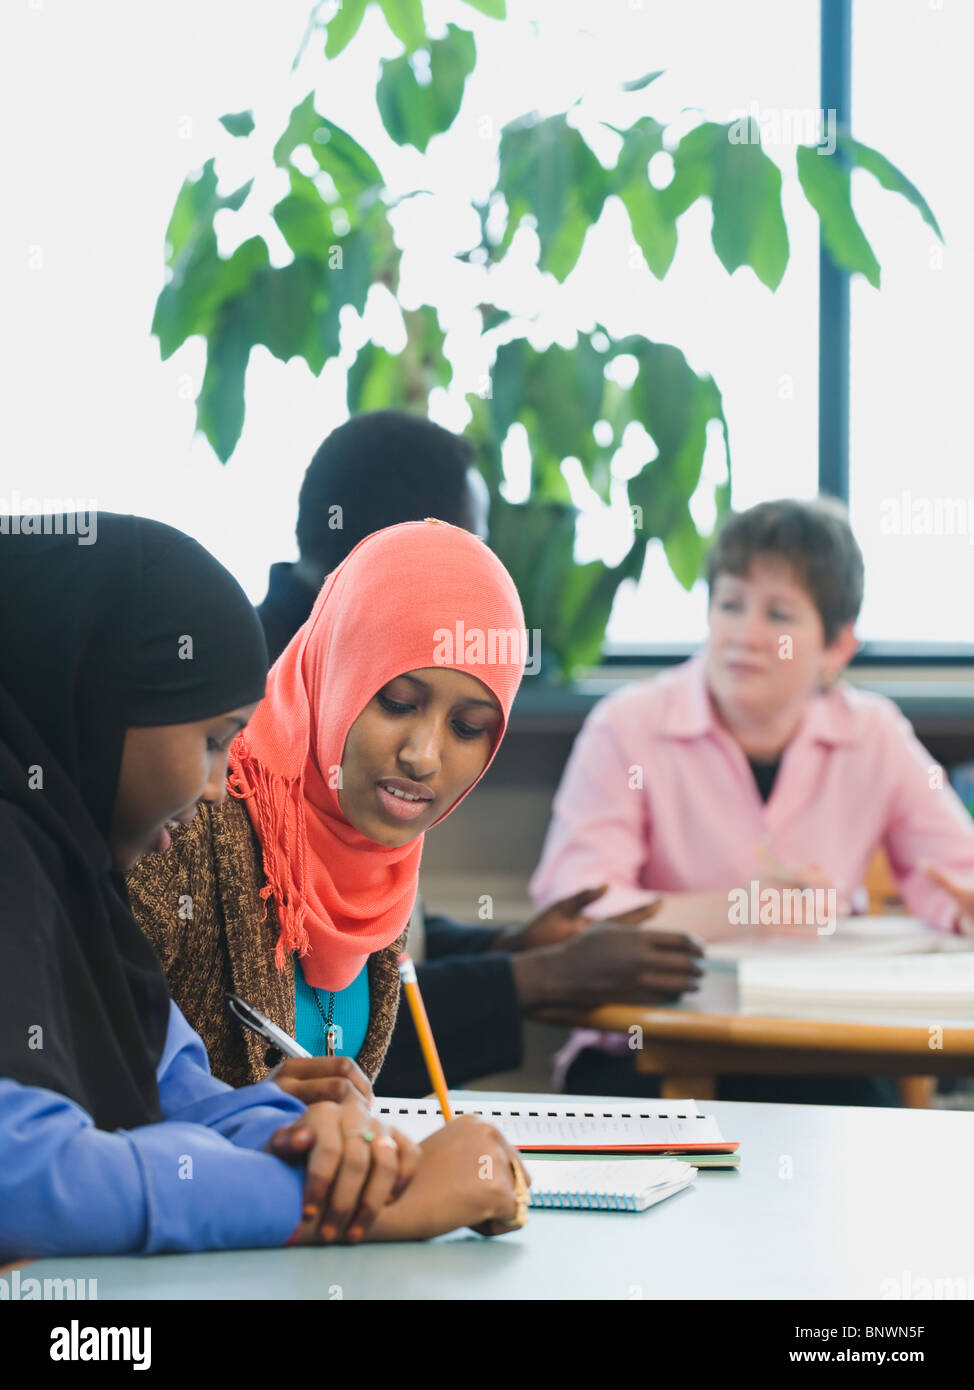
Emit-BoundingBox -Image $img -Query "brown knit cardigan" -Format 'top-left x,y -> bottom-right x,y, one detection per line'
125,797 -> 404,1088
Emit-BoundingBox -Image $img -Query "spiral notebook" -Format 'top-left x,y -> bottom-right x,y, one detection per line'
372,1097 -> 739,1156
525,1158 -> 696,1211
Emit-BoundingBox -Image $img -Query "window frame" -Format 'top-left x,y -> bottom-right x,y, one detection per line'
599,0 -> 973,671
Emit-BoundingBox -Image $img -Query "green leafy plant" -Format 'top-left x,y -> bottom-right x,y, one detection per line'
154,2 -> 941,677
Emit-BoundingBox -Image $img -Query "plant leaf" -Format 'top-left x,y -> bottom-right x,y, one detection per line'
153,168 -> 261,359
663,505 -> 707,590
615,117 -> 677,278
478,303 -> 512,333
523,338 -> 606,470
346,342 -> 401,412
274,93 -> 383,201
621,336 -> 727,570
377,0 -> 426,52
836,131 -> 944,241
797,143 -> 881,287
273,168 -> 341,258
623,177 -> 678,278
710,118 -> 789,288
196,297 -> 253,463
622,70 -> 664,92
324,0 -> 367,58
347,303 -> 448,412
461,0 -> 505,16
557,537 -> 647,671
485,496 -> 577,667
497,114 -> 607,280
659,120 -> 718,220
247,259 -> 330,371
488,337 -> 526,443
162,159 -> 252,265
376,24 -> 476,152
219,110 -> 255,138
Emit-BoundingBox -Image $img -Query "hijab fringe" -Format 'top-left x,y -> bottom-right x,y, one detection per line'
227,746 -> 312,971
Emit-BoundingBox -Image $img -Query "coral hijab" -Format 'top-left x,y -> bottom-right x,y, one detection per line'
228,520 -> 526,991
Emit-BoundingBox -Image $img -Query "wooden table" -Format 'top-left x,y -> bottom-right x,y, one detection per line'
552,962 -> 974,1107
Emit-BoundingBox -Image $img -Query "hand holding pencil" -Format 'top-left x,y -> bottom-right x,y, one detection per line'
397,952 -> 531,1234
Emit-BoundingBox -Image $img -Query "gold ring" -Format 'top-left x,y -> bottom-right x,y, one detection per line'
344,1127 -> 376,1142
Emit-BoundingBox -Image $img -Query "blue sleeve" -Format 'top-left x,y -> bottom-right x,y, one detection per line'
0,1005 -> 307,1260
156,1000 -> 308,1150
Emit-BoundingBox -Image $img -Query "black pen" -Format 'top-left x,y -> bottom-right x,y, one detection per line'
226,992 -> 311,1061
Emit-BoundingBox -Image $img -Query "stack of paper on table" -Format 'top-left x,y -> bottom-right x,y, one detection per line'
372,1096 -> 738,1162
709,915 -> 969,963
738,952 -> 974,1019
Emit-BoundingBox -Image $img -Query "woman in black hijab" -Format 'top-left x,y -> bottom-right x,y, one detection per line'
0,513 -> 412,1257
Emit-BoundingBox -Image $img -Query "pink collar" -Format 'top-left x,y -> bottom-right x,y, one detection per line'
659,651 -> 859,747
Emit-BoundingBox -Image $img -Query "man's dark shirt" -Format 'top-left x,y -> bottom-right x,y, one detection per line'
256,563 -> 525,1093
258,562 -> 320,664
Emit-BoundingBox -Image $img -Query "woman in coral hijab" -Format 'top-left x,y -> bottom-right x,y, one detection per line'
128,519 -> 530,1242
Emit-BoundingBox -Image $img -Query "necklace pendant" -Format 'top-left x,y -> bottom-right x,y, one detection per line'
325,1027 -> 336,1058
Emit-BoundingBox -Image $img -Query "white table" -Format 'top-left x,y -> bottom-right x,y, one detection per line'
22,1093 -> 974,1300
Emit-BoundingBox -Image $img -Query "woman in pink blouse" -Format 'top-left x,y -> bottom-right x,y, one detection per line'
530,497 -> 974,1103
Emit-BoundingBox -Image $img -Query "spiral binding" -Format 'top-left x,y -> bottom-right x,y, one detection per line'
531,1190 -> 637,1211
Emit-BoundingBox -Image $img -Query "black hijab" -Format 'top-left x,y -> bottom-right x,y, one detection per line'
0,513 -> 268,1130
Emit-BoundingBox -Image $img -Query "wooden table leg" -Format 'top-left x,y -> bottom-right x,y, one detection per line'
898,1076 -> 935,1108
660,1075 -> 716,1100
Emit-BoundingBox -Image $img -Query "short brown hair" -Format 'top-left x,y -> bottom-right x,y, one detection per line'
705,497 -> 864,644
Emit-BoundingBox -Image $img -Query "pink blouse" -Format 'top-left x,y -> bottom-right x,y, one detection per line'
529,654 -> 974,1083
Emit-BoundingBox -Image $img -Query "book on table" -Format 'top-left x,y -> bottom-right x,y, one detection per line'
738,951 -> 974,1020
372,1095 -> 739,1164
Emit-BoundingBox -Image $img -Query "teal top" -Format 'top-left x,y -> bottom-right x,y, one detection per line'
294,958 -> 370,1060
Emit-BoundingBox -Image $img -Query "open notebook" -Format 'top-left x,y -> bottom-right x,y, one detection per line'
372,1097 -> 739,1155
525,1158 -> 696,1211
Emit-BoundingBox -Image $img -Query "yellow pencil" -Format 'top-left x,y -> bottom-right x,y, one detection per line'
397,953 -> 454,1122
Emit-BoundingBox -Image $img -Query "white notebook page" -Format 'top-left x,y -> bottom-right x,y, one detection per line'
371,1097 -> 728,1148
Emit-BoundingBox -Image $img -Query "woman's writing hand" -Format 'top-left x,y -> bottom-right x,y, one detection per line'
919,861 -> 974,935
363,1114 -> 530,1241
270,1054 -> 374,1107
268,1095 -> 420,1245
755,846 -> 851,926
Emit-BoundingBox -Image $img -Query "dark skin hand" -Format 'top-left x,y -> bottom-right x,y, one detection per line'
483,886 -> 705,1012
486,885 -> 623,953
267,1095 -> 420,1245
271,1055 -> 374,1107
509,911 -> 706,1012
